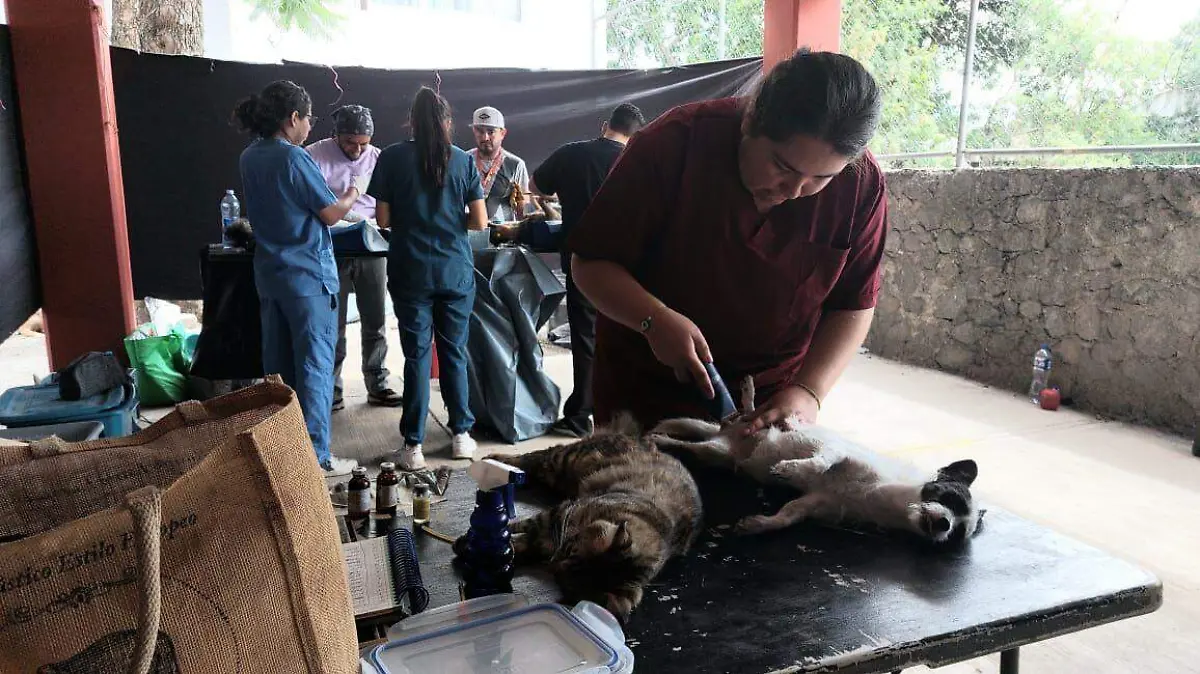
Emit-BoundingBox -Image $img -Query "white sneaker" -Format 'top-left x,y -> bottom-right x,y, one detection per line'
452,433 -> 477,461
322,456 -> 358,477
397,444 -> 427,471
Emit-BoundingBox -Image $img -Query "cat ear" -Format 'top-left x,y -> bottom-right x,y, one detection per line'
938,460 -> 978,486
612,520 -> 633,552
582,520 -> 620,555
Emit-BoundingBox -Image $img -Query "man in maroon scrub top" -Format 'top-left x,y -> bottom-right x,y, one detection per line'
566,49 -> 887,433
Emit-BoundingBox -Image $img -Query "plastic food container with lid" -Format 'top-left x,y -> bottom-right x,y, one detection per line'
361,594 -> 634,674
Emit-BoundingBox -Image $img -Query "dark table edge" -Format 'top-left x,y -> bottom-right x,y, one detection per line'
783,579 -> 1163,673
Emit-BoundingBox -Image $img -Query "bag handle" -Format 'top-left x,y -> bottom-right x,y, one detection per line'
123,486 -> 163,674
175,400 -> 210,423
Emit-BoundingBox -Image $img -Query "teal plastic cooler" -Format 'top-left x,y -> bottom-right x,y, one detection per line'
0,372 -> 139,438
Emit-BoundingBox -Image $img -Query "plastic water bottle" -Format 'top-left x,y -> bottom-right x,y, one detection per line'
1028,345 -> 1052,404
219,189 -> 240,246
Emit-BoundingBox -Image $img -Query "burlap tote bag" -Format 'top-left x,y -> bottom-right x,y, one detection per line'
0,375 -> 358,673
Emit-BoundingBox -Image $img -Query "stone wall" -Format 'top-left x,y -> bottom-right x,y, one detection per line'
868,167 -> 1200,434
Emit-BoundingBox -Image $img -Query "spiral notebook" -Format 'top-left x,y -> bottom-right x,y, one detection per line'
341,527 -> 429,618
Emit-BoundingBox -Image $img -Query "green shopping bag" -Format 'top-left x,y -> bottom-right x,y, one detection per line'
124,325 -> 189,405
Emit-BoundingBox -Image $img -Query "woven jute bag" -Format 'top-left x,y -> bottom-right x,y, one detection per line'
0,376 -> 358,673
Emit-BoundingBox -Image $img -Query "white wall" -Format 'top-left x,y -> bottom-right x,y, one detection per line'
206,0 -> 603,70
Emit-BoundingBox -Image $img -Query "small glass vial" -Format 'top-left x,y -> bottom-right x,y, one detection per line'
347,467 -> 371,521
376,462 -> 400,516
412,483 -> 431,528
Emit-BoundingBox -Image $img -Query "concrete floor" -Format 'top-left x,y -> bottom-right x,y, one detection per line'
2,320 -> 1197,673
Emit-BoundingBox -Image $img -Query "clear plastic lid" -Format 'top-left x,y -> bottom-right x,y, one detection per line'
369,603 -> 619,674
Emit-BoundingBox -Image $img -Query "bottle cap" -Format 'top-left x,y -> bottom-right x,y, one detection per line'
414,484 -> 430,497
467,459 -> 526,518
380,461 -> 395,472
351,467 -> 367,477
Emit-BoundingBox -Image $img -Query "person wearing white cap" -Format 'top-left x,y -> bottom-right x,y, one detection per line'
466,106 -> 530,222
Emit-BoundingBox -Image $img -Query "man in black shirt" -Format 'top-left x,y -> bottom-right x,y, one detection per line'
532,103 -> 646,437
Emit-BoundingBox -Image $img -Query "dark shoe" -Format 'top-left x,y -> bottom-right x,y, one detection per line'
367,388 -> 403,407
550,416 -> 593,439
332,395 -> 345,413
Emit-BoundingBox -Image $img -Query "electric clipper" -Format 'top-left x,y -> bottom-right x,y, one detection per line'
703,362 -> 739,423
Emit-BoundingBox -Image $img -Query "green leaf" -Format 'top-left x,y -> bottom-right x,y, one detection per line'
247,0 -> 346,39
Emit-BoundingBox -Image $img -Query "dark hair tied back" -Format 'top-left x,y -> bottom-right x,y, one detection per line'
233,80 -> 312,138
745,49 -> 881,158
410,86 -> 452,192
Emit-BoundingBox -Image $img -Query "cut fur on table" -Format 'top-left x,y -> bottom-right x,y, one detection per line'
648,376 -> 984,546
462,413 -> 703,623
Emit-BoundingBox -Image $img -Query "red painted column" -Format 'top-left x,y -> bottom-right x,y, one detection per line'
5,0 -> 136,369
764,0 -> 843,70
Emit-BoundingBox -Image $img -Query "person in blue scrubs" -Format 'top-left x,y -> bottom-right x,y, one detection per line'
234,80 -> 362,476
368,86 -> 488,470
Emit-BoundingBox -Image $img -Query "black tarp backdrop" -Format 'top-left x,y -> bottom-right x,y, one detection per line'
0,26 -> 39,340
109,50 -> 762,298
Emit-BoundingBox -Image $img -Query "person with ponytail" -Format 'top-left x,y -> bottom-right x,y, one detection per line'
234,79 -> 361,476
367,86 -> 488,469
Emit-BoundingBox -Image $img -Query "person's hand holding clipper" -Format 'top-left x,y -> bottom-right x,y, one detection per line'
640,305 -> 715,401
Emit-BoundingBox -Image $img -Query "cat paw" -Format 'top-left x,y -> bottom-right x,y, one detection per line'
451,534 -> 469,558
603,591 -> 638,625
645,433 -> 674,448
780,415 -> 806,432
734,515 -> 775,536
769,459 -> 807,479
480,453 -> 514,465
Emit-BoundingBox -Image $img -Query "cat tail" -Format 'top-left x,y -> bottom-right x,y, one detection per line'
481,432 -> 646,497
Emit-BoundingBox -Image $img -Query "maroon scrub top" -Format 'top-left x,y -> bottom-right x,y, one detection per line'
566,98 -> 889,427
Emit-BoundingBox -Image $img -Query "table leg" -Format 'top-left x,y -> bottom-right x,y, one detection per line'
1000,648 -> 1020,674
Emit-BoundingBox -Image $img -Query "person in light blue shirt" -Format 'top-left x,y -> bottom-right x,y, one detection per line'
234,80 -> 362,476
368,86 -> 488,470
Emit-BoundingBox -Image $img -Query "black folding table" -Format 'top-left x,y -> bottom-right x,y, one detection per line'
412,467 -> 1162,673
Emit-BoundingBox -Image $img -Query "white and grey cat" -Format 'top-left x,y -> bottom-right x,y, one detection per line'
648,377 -> 984,545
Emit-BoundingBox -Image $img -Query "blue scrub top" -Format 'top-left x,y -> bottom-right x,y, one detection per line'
367,141 -> 484,294
239,137 -> 339,299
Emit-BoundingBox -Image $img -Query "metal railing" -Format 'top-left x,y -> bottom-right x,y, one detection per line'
889,0 -> 1198,168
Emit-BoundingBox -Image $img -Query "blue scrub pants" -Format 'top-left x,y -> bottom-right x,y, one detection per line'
260,293 -> 338,467
391,287 -> 475,445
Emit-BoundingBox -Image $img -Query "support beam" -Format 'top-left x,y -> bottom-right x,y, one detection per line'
764,0 -> 843,71
5,0 -> 136,368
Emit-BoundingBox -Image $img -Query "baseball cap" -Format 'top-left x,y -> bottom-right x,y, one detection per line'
472,106 -> 505,129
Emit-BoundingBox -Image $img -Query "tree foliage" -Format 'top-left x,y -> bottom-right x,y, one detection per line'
247,0 -> 345,39
605,0 -> 764,67
604,0 -> 1200,166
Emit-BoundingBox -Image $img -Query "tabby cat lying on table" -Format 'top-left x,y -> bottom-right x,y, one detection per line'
474,414 -> 703,623
649,376 -> 984,546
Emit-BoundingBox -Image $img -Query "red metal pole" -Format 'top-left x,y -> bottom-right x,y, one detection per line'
5,0 -> 136,369
764,0 -> 843,70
